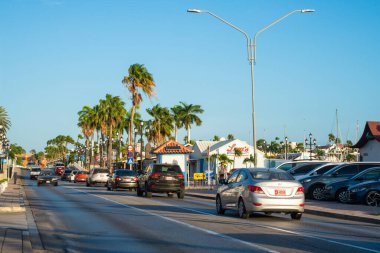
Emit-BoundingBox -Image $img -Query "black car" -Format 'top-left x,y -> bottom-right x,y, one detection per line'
61,169 -> 73,181
300,162 -> 380,200
37,171 -> 59,186
348,180 -> 380,206
106,169 -> 138,191
137,163 -> 185,199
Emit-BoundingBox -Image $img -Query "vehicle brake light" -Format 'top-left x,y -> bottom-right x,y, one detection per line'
151,173 -> 161,178
134,177 -> 138,182
177,174 -> 184,179
299,204 -> 305,207
248,186 -> 264,194
296,187 -> 304,195
115,177 -> 121,181
253,203 -> 262,206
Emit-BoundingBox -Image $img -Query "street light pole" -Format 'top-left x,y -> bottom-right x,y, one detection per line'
187,9 -> 314,167
140,121 -> 144,171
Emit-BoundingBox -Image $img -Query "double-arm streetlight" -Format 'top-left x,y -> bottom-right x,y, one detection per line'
305,133 -> 316,160
188,8 -> 314,166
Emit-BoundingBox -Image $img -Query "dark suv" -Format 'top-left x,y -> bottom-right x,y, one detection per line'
300,162 -> 380,200
136,163 -> 185,199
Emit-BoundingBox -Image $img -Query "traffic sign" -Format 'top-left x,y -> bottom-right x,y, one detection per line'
194,173 -> 206,180
127,145 -> 133,152
127,158 -> 134,164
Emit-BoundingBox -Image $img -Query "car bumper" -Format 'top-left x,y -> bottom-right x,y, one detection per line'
75,178 -> 87,182
149,183 -> 184,193
38,180 -> 57,185
246,195 -> 305,213
348,191 -> 366,203
115,182 -> 138,188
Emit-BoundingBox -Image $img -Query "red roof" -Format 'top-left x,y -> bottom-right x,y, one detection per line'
352,121 -> 380,148
152,140 -> 193,154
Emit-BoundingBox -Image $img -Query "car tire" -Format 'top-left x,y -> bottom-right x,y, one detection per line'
336,188 -> 349,203
216,196 -> 225,215
238,198 -> 249,219
365,190 -> 380,207
291,212 -> 302,220
54,182 -> 58,186
177,190 -> 185,199
136,187 -> 143,197
310,185 -> 325,200
145,184 -> 152,198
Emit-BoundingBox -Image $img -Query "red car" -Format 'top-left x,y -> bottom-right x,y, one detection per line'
54,162 -> 65,175
74,171 -> 89,183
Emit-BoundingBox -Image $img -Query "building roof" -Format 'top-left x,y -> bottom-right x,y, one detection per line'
352,121 -> 380,148
152,140 -> 193,154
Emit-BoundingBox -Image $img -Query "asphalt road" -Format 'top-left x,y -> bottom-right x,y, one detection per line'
22,172 -> 380,253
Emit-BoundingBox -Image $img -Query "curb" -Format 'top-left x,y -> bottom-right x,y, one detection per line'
0,206 -> 26,212
185,193 -> 380,225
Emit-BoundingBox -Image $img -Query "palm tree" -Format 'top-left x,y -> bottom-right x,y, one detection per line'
122,63 -> 155,145
0,106 -> 11,131
99,94 -> 127,173
218,154 -> 233,177
328,133 -> 336,144
213,135 -> 220,141
233,148 -> 243,169
78,105 -> 96,168
171,105 -> 184,142
146,104 -> 173,146
227,134 -> 234,140
124,108 -> 141,144
243,155 -> 255,168
177,102 -> 204,144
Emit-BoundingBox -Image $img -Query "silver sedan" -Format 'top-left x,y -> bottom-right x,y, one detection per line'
216,168 -> 305,220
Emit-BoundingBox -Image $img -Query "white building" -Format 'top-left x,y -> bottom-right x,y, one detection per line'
189,139 -> 265,177
352,121 -> 380,162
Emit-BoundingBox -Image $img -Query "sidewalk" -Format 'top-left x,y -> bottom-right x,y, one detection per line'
185,188 -> 380,224
0,168 -> 32,253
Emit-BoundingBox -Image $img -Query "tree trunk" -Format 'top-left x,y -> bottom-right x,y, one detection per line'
187,125 -> 191,144
174,126 -> 178,142
129,106 -> 136,145
108,123 -> 113,174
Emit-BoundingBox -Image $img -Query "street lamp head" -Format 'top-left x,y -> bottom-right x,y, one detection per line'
187,9 -> 206,13
299,9 -> 315,13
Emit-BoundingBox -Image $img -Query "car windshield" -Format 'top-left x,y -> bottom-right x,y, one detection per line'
116,170 -> 136,176
153,165 -> 181,173
250,171 -> 294,180
64,169 -> 72,173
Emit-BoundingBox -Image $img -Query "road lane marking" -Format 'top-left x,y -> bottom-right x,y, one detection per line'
69,187 -> 279,253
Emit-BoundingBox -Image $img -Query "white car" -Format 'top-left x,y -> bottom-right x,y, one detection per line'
68,170 -> 79,182
86,168 -> 109,187
294,163 -> 343,181
30,166 -> 41,179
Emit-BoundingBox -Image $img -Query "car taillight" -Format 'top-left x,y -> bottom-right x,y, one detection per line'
177,174 -> 184,179
296,187 -> 304,195
248,186 -> 264,194
115,177 -> 121,181
151,173 -> 161,178
133,177 -> 138,182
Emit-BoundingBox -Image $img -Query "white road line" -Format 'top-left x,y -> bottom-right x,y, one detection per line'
68,187 -> 279,253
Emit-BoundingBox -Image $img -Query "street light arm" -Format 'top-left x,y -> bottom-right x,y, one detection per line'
253,10 -> 303,63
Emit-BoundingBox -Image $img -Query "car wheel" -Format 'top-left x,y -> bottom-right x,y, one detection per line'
86,182 -> 90,187
177,190 -> 185,199
336,188 -> 349,203
291,212 -> 302,220
238,198 -> 249,219
54,182 -> 58,186
216,196 -> 225,215
145,184 -> 152,198
365,191 -> 380,207
74,181 -> 77,183
136,187 -> 143,197
310,185 -> 325,200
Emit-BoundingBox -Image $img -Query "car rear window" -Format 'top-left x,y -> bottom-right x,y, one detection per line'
116,170 -> 136,176
93,169 -> 108,174
78,171 -> 88,175
32,168 -> 41,172
250,171 -> 294,180
153,165 -> 182,173
55,163 -> 64,166
64,169 -> 72,173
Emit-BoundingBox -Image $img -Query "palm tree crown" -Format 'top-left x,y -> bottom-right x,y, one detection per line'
177,102 -> 203,144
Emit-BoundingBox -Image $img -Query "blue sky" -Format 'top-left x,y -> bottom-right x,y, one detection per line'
1,0 -> 380,152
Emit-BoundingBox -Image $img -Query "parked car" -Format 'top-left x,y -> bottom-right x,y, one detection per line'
106,169 -> 138,191
61,169 -> 73,181
299,162 -> 380,200
216,168 -> 304,220
275,161 -> 326,172
37,170 -> 59,186
74,171 -> 89,183
348,181 -> 380,206
86,168 -> 109,187
54,162 -> 65,175
294,163 -> 343,181
323,167 -> 380,203
30,166 -> 41,179
136,163 -> 185,199
288,162 -> 327,178
68,170 -> 79,182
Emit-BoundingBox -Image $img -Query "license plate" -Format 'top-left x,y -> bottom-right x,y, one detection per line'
46,181 -> 50,183
275,189 -> 286,195
125,178 -> 131,182
165,176 -> 173,180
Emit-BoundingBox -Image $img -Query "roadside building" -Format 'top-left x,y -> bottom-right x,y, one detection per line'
151,140 -> 193,185
352,121 -> 380,161
190,139 -> 264,178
